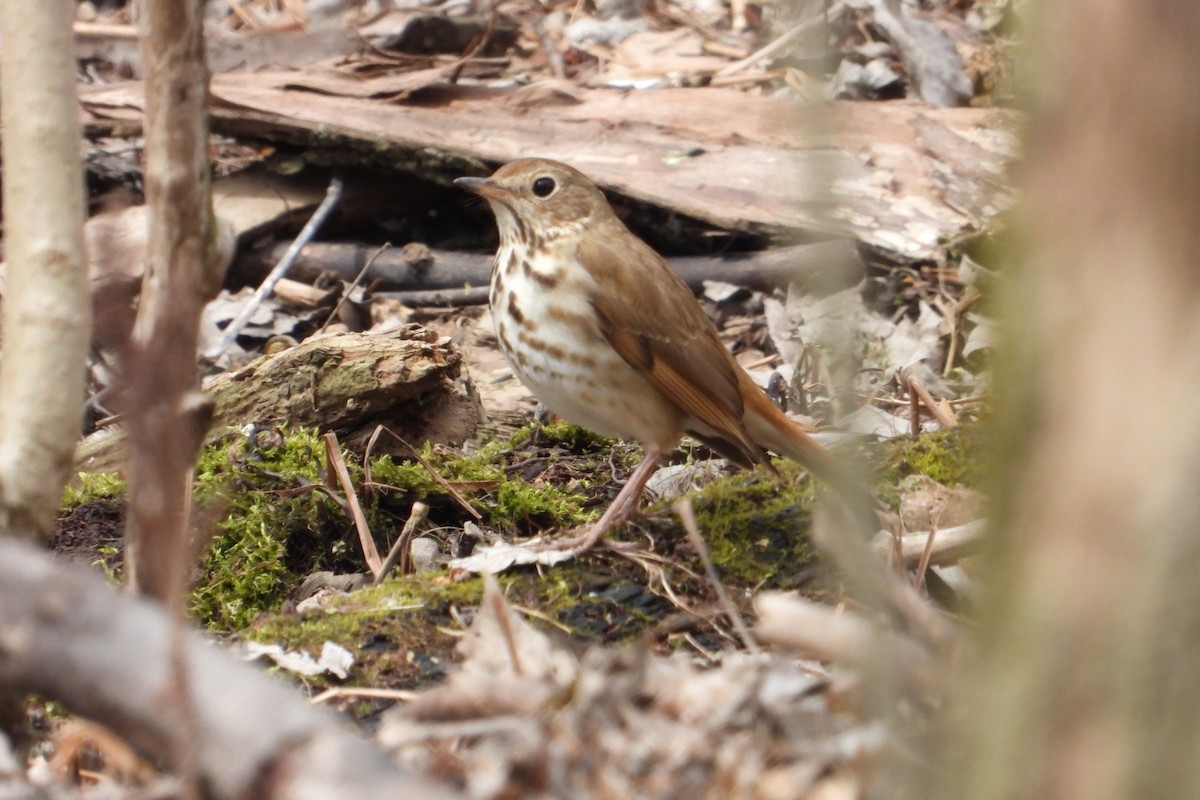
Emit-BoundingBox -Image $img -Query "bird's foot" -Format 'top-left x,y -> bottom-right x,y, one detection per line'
529,446 -> 664,555
530,524 -> 640,554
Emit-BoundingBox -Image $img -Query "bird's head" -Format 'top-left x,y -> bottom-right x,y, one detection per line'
455,158 -> 615,244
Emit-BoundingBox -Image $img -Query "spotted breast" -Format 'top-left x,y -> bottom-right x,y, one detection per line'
489,235 -> 684,453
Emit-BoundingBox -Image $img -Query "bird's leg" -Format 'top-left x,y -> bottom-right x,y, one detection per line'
539,448 -> 664,552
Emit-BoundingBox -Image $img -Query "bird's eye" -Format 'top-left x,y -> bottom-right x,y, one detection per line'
532,177 -> 556,197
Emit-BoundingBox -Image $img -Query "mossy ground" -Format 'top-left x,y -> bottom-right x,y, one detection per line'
687,463 -> 822,588
57,422 -> 981,708
873,426 -> 982,507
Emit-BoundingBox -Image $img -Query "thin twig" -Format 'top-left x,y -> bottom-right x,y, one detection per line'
317,241 -> 390,335
486,574 -> 524,677
374,501 -> 429,585
224,0 -> 261,29
362,424 -> 385,493
811,505 -> 952,651
871,519 -> 986,567
448,0 -> 500,83
674,498 -> 761,655
914,525 -> 938,592
905,371 -> 958,430
877,394 -> 988,408
205,174 -> 343,359
714,16 -> 824,77
909,375 -> 921,438
741,352 -> 782,370
508,603 -> 575,634
323,431 -> 383,577
368,426 -> 483,521
932,293 -> 960,378
682,632 -> 722,662
708,69 -> 789,88
310,687 -> 418,705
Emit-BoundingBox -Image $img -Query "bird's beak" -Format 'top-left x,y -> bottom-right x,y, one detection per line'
454,176 -> 511,201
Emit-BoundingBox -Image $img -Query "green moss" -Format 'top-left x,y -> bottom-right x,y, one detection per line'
247,573 -> 487,689
875,427 -> 982,507
488,480 -> 585,529
246,563 -> 662,692
252,608 -> 376,653
516,418 -> 614,451
252,575 -> 485,648
190,428 -> 337,630
369,443 -> 504,493
60,430 -> 343,632
61,471 -> 125,507
689,462 -> 821,586
195,427 -> 327,484
61,424 -> 614,635
67,422 -> 977,641
368,435 -> 593,534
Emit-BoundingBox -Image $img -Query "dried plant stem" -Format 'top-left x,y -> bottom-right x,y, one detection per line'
376,502 -> 430,584
674,498 -> 760,654
324,432 -> 383,577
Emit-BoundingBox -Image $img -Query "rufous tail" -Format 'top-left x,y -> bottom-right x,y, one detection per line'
740,375 -> 881,532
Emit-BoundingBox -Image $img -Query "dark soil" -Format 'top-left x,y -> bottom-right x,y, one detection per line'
50,500 -> 125,575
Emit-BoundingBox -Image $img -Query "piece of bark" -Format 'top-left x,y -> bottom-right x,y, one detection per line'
273,277 -> 338,309
76,326 -> 477,472
4,168 -> 316,355
85,206 -> 149,351
236,240 -> 863,299
80,77 -> 1016,258
209,326 -> 461,432
81,205 -> 238,351
0,536 -> 461,800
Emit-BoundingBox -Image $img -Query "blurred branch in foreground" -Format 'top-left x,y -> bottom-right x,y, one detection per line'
915,4 -> 1200,799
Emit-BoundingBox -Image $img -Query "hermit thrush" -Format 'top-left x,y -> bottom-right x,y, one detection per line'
456,158 -> 868,550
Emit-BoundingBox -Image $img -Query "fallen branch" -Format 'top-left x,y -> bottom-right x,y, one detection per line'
872,519 -> 986,567
0,537 -> 461,800
235,240 -> 863,300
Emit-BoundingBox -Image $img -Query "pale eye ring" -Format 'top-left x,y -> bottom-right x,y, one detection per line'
532,177 -> 556,197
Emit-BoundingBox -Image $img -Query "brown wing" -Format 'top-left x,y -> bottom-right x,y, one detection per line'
578,224 -> 765,466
